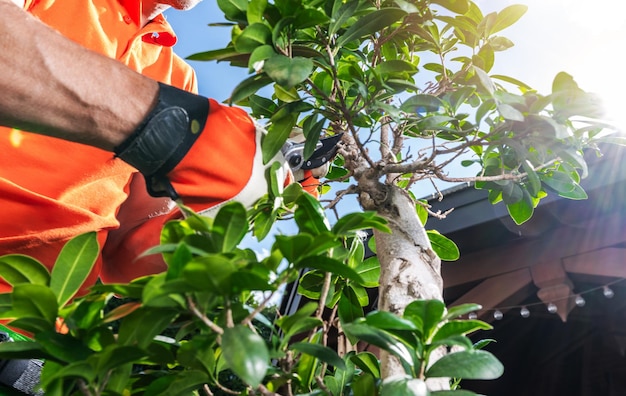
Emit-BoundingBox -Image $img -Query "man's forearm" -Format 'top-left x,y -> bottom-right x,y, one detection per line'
0,0 -> 158,151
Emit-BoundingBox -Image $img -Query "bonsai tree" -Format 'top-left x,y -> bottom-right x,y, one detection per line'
189,0 -> 615,379
0,1 -> 618,395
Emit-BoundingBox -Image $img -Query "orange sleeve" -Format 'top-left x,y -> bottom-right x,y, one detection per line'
100,174 -> 172,283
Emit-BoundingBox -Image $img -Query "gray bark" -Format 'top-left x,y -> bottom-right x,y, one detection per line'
361,185 -> 446,387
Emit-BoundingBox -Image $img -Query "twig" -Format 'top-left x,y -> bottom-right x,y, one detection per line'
187,295 -> 224,335
213,381 -> 239,395
316,272 -> 333,320
242,290 -> 277,327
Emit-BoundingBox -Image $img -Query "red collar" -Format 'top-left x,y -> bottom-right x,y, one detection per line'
119,0 -> 177,47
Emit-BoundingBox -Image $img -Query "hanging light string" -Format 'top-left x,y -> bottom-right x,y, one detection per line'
466,277 -> 625,320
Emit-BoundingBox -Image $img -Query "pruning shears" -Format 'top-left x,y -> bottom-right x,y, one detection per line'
282,134 -> 343,171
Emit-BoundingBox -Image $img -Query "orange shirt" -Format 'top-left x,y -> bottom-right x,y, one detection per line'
0,0 -> 197,291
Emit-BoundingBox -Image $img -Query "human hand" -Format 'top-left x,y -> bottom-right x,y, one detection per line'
115,83 -> 289,216
115,83 -> 340,214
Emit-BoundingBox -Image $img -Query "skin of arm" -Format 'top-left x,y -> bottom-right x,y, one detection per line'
0,0 -> 195,279
0,0 -> 159,151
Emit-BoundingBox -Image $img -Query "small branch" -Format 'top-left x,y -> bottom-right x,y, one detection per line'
77,379 -> 91,396
315,376 -> 331,394
416,199 -> 455,219
242,290 -> 277,327
433,170 -> 525,184
324,184 -> 357,210
213,381 -> 239,395
257,384 -> 281,396
187,295 -> 224,335
225,300 -> 235,328
202,384 -> 214,396
316,272 -> 333,320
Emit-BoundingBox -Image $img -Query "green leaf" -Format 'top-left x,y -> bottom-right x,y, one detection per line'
70,293 -> 108,331
497,103 -> 524,121
558,183 -> 588,200
274,84 -> 300,102
294,7 -> 331,29
248,44 -> 276,72
491,74 -> 532,91
49,232 -> 98,306
556,148 -> 588,179
350,351 -> 381,378
380,375 -> 429,396
521,160 -> 541,197
186,46 -> 248,63
177,335 -> 217,375
249,94 -> 277,118
296,330 -> 322,389
234,23 -> 272,53
297,270 -> 326,300
343,322 -> 414,370
217,0 -> 248,22
427,231 -> 460,261
145,370 -> 211,396
506,190 -> 534,225
0,340 -> 47,361
338,285 -> 364,324
297,256 -> 364,284
444,303 -> 482,320
275,234 -> 314,263
332,212 -> 390,235
302,115 -> 325,161
276,303 -> 323,339
222,325 -> 269,387
336,8 -> 407,47
490,4 -> 528,34
0,255 -> 50,286
40,361 -> 96,387
426,350 -> 504,380
489,36 -> 514,51
355,256 -> 380,288
431,0 -> 470,14
365,311 -> 418,331
375,60 -> 418,77
403,299 -> 445,341
294,193 -> 331,234
183,255 -> 237,293
541,170 -> 576,194
247,0 -> 267,24
329,0 -> 358,36
263,113 -> 298,164
230,73 -> 273,104
400,94 -> 444,113
9,284 -> 58,326
472,66 -> 495,96
432,320 -> 492,342
291,342 -> 346,370
117,307 -> 178,349
501,181 -> 523,205
212,202 -> 248,252
36,331 -> 93,362
351,372 -> 377,396
263,55 -> 314,89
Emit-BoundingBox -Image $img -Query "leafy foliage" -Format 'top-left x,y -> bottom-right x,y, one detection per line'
0,199 -> 499,395
192,0 -> 615,226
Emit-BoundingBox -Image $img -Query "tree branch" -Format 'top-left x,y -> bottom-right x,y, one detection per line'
187,295 -> 224,335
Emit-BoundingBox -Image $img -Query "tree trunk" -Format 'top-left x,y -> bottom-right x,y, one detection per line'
366,185 -> 446,387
